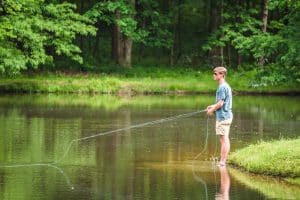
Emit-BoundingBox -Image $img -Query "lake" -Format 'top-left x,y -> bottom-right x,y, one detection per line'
0,94 -> 299,200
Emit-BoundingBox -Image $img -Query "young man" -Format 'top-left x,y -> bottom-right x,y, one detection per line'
207,66 -> 233,167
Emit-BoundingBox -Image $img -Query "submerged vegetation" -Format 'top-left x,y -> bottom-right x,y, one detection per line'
229,138 -> 300,186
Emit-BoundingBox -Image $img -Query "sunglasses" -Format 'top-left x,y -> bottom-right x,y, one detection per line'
214,72 -> 223,75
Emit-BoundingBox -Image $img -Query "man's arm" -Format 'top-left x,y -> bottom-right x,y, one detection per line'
206,99 -> 224,116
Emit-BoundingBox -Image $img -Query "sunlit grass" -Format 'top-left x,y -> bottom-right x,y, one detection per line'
0,67 -> 298,94
229,138 -> 300,185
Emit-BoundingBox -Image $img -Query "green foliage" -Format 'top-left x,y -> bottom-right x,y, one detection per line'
85,0 -> 172,48
0,0 -> 299,85
136,0 -> 172,48
203,0 -> 300,84
0,0 -> 96,75
86,0 -> 147,42
252,64 -> 299,87
203,3 -> 263,59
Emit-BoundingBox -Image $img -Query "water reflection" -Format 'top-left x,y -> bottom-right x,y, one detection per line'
0,163 -> 74,190
230,168 -> 300,199
0,94 -> 299,200
215,166 -> 230,200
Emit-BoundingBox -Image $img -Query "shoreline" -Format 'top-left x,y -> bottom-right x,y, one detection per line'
228,138 -> 300,186
0,74 -> 299,95
0,90 -> 300,96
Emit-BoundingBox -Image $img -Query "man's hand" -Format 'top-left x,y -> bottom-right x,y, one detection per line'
206,105 -> 215,116
206,100 -> 223,116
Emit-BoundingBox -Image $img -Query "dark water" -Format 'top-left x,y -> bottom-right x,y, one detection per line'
0,94 -> 299,200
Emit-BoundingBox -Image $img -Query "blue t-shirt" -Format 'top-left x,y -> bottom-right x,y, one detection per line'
216,82 -> 232,121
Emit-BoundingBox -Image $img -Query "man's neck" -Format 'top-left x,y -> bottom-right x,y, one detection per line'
218,78 -> 225,85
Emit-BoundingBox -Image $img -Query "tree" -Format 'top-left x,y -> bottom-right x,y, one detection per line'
203,0 -> 300,84
0,0 -> 96,75
112,0 -> 136,67
86,0 -> 171,68
86,0 -> 144,68
259,0 -> 268,66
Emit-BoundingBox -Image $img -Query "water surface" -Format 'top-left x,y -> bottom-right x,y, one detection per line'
0,94 -> 299,199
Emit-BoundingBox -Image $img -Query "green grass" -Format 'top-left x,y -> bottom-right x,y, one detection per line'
229,138 -> 300,186
0,66 -> 299,94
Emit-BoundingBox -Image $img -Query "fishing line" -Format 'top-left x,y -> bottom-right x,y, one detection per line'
0,109 -> 207,191
0,163 -> 74,190
54,109 -> 207,164
191,114 -> 221,200
191,116 -> 210,200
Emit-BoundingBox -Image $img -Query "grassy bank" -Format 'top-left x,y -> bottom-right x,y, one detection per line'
229,138 -> 300,186
0,67 -> 299,94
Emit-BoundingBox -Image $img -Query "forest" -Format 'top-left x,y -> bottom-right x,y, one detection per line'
0,0 -> 299,86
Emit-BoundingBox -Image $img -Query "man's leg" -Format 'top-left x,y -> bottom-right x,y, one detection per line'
220,135 -> 230,164
219,166 -> 230,200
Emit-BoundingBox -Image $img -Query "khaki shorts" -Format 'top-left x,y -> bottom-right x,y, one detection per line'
216,118 -> 233,136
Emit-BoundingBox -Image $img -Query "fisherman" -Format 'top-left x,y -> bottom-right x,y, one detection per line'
206,66 -> 233,167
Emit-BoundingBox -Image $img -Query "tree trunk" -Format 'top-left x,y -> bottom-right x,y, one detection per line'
206,0 -> 211,31
176,0 -> 183,61
209,0 -> 222,66
261,0 -> 268,32
122,0 -> 135,68
170,45 -> 174,66
111,0 -> 135,68
138,16 -> 146,62
237,53 -> 242,67
209,1 -> 218,33
79,0 -> 85,51
93,22 -> 101,58
220,0 -> 224,66
123,36 -> 133,67
170,16 -> 176,66
111,24 -> 119,61
116,20 -> 125,67
169,0 -> 182,66
259,0 -> 268,66
227,44 -> 231,67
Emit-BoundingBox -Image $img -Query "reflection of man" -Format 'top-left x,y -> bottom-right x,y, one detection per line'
215,166 -> 230,200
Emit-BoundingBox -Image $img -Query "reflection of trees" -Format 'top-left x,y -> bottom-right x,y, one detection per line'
0,94 -> 299,199
231,96 -> 300,146
0,94 -> 214,113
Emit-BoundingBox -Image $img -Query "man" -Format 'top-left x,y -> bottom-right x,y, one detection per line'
207,66 -> 233,167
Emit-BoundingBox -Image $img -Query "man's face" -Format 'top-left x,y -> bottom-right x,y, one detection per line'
213,72 -> 223,81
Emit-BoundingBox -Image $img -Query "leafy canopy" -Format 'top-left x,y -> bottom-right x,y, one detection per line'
0,0 -> 96,75
86,0 -> 172,48
203,0 -> 300,84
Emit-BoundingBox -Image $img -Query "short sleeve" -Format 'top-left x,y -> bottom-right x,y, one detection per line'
217,86 -> 226,101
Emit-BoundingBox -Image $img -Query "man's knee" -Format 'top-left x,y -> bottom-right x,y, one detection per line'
220,135 -> 229,143
220,135 -> 225,143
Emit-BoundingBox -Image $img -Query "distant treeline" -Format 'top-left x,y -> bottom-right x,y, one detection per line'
0,0 -> 299,84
